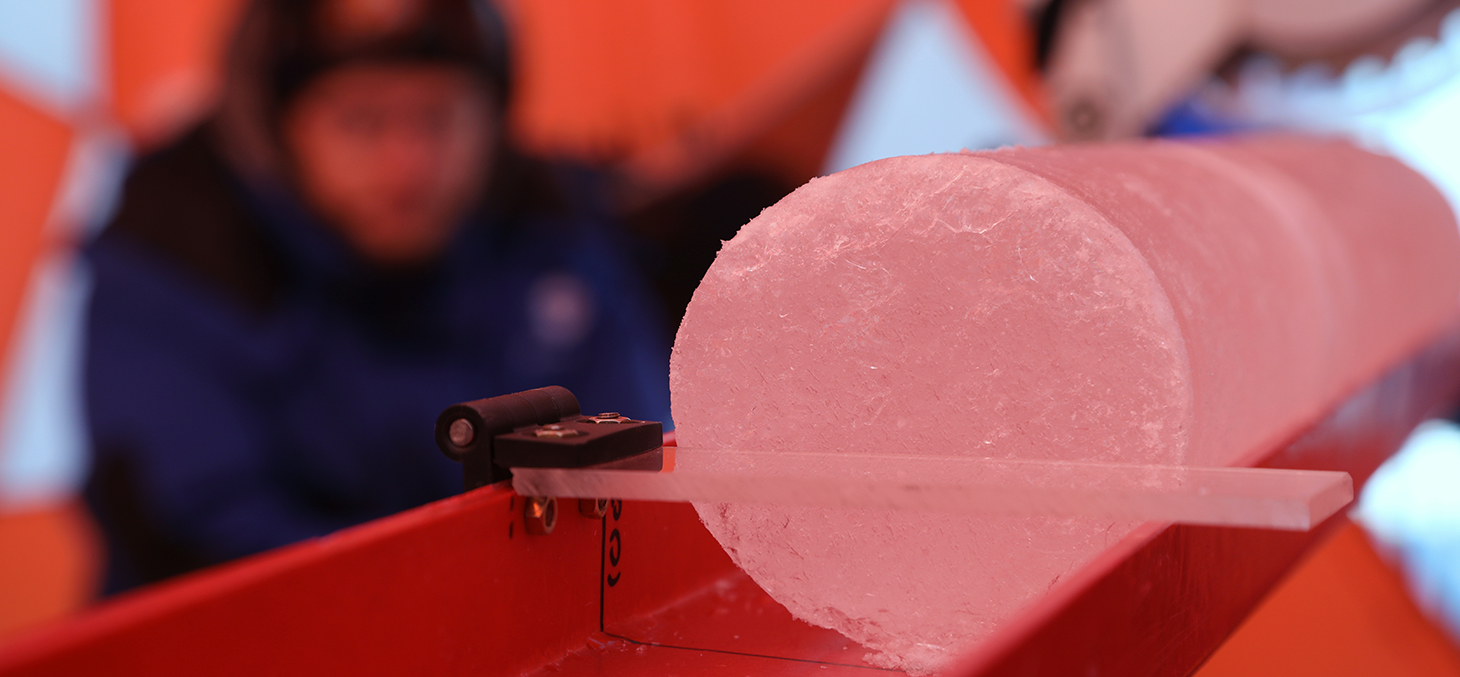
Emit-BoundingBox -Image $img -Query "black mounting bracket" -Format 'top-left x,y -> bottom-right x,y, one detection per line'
434,386 -> 664,491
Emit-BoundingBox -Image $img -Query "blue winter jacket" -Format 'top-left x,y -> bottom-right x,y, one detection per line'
83,125 -> 671,593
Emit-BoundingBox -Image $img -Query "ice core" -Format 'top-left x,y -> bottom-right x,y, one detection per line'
669,136 -> 1460,674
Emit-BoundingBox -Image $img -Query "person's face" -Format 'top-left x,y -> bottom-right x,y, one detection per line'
283,62 -> 495,267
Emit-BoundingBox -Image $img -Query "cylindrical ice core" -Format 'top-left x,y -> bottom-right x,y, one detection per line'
670,136 -> 1460,673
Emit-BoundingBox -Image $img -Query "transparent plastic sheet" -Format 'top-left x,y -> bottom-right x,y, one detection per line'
511,448 -> 1352,530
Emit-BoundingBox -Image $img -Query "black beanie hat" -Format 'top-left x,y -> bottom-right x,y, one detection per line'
259,0 -> 512,116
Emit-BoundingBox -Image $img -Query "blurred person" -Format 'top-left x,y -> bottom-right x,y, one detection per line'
84,0 -> 669,593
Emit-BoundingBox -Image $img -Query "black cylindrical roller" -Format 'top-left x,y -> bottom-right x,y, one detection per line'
435,386 -> 581,462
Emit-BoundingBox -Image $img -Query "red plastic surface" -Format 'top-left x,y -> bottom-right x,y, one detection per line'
0,325 -> 1456,676
950,322 -> 1460,676
0,488 -> 606,676
545,500 -> 893,675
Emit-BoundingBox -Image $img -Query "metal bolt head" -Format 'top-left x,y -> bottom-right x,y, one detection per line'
524,496 -> 557,535
535,424 -> 584,438
448,418 -> 475,446
595,412 -> 621,420
579,497 -> 609,518
591,412 -> 627,424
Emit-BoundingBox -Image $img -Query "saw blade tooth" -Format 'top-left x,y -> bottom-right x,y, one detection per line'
1221,7 -> 1460,123
1340,54 -> 1394,112
1395,35 -> 1453,92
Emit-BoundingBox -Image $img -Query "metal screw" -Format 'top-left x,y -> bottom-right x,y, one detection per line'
448,418 -> 475,446
524,496 -> 557,535
535,424 -> 584,438
579,497 -> 609,518
592,412 -> 626,424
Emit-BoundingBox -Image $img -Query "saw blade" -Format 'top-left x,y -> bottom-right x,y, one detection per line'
1249,0 -> 1460,72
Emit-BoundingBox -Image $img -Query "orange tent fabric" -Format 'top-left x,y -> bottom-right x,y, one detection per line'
0,504 -> 100,640
0,89 -> 73,414
0,89 -> 81,641
1198,522 -> 1460,676
96,0 -> 1042,186
108,0 -> 247,145
506,0 -> 1042,188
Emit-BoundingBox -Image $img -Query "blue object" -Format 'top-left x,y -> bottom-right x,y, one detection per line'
1149,96 -> 1250,138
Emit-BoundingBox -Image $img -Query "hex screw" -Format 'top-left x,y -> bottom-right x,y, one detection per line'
579,497 -> 609,518
535,424 -> 584,438
524,496 -> 557,535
